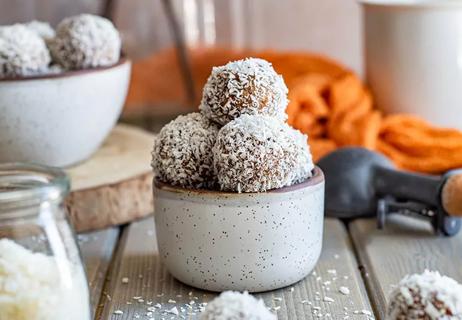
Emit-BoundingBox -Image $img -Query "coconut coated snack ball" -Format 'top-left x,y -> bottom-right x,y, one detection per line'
200,58 -> 289,126
0,24 -> 51,78
387,270 -> 462,320
152,112 -> 219,189
25,20 -> 55,40
200,291 -> 276,320
49,14 -> 121,70
213,114 -> 312,193
290,127 -> 315,185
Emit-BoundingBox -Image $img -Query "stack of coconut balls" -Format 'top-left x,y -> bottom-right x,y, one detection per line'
0,14 -> 120,78
152,58 -> 314,193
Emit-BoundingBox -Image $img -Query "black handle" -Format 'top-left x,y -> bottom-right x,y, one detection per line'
374,166 -> 462,236
374,166 -> 441,207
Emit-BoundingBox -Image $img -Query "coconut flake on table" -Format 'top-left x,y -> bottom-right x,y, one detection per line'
200,291 -> 276,320
49,14 -> 121,70
200,58 -> 289,126
0,24 -> 51,78
339,286 -> 350,295
152,112 -> 219,189
213,114 -> 313,192
387,270 -> 462,320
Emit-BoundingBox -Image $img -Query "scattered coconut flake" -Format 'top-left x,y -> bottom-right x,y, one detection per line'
339,287 -> 350,295
167,306 -> 179,315
200,291 -> 275,320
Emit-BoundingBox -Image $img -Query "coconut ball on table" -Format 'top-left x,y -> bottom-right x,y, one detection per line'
200,58 -> 289,126
387,270 -> 462,319
49,14 -> 121,70
152,112 -> 219,189
200,291 -> 275,320
213,114 -> 313,193
0,24 -> 51,78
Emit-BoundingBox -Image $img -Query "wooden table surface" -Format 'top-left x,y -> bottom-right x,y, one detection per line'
79,214 -> 462,320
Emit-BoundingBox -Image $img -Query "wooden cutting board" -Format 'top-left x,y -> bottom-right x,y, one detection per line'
65,124 -> 154,232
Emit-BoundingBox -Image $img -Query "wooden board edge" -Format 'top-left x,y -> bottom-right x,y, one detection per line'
66,172 -> 154,233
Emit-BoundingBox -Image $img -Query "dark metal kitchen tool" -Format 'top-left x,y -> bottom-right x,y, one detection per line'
317,147 -> 462,236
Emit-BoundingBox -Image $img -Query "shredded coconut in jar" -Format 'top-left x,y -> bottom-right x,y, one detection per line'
213,114 -> 312,192
200,291 -> 276,320
49,14 -> 121,70
0,239 -> 90,320
0,24 -> 51,78
152,112 -> 220,189
200,58 -> 289,126
387,270 -> 462,320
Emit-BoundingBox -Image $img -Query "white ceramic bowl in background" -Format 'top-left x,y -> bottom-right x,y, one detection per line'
0,58 -> 131,167
153,167 -> 325,292
362,1 -> 462,129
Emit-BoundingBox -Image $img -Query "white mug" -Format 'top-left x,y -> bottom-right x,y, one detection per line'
362,0 -> 462,129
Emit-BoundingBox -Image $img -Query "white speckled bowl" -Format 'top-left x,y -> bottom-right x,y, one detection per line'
153,167 -> 325,292
0,58 -> 131,167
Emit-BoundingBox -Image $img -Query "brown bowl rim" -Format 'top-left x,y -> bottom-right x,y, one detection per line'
0,56 -> 130,82
154,166 -> 324,196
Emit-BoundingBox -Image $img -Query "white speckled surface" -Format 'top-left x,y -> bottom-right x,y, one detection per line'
153,167 -> 325,292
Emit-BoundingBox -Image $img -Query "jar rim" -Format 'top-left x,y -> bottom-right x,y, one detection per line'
0,163 -> 70,208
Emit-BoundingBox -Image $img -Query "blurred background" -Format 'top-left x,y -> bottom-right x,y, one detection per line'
0,0 -> 362,128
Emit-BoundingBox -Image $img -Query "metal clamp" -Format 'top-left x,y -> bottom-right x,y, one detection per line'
376,196 -> 461,236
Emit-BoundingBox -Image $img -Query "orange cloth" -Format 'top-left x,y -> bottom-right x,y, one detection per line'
127,47 -> 462,173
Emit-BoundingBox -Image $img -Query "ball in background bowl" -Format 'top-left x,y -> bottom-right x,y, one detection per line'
0,58 -> 131,167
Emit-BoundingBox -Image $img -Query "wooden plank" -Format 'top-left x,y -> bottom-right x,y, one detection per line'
79,228 -> 120,316
350,215 -> 462,319
98,218 -> 373,319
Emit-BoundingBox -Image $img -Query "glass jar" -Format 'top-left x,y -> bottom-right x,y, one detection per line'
116,0 -> 361,122
0,164 -> 91,320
